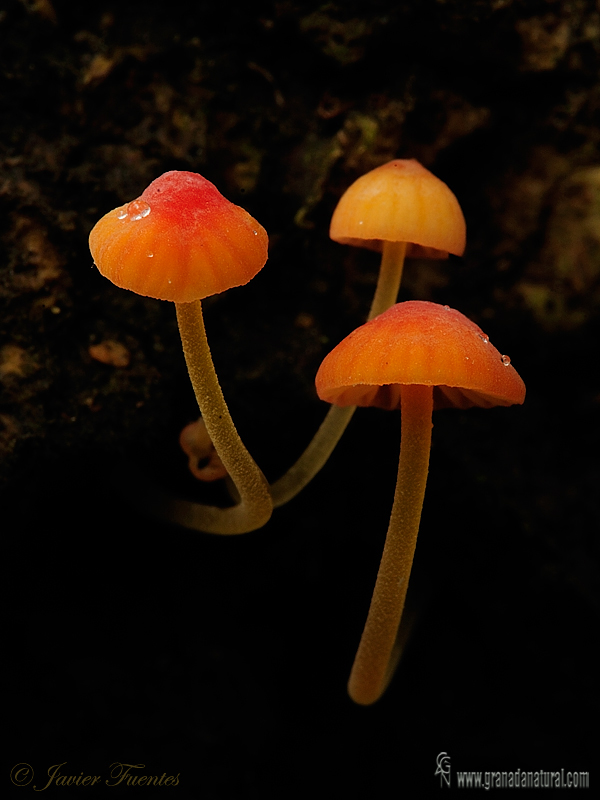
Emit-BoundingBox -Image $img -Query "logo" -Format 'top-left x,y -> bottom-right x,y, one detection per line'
435,752 -> 451,788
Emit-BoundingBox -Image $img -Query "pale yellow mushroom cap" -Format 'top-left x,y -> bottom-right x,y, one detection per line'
329,159 -> 466,259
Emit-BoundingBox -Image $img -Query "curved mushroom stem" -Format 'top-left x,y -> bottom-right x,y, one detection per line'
348,384 -> 432,705
270,240 -> 407,507
158,300 -> 272,534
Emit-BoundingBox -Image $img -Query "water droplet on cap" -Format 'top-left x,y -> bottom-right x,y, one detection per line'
478,333 -> 489,344
148,253 -> 154,258
501,355 -> 511,366
443,305 -> 450,310
117,210 -> 127,220
127,199 -> 151,221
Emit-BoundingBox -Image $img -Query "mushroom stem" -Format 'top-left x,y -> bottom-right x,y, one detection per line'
348,384 -> 432,705
270,405 -> 355,507
165,300 -> 272,534
270,243 -> 407,507
367,241 -> 407,322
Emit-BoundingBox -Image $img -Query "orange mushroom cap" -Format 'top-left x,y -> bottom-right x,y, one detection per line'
89,171 -> 268,303
329,159 -> 466,259
316,301 -> 526,411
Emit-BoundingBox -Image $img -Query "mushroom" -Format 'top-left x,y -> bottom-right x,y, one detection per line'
330,159 -> 466,317
179,418 -> 228,483
89,170 -> 272,534
315,300 -> 526,705
271,159 -> 466,507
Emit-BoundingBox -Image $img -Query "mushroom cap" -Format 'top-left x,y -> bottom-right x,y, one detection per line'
316,301 -> 526,410
89,171 -> 268,303
329,159 -> 466,259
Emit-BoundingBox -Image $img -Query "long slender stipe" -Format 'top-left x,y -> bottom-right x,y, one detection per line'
166,301 -> 272,534
348,384 -> 433,705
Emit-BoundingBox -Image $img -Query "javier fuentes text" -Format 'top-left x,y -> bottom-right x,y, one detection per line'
10,762 -> 180,790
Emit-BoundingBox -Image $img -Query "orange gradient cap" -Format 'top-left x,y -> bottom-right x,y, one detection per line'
316,301 -> 525,410
89,171 -> 268,303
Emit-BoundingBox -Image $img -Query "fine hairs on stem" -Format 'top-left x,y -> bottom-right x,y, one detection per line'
348,385 -> 432,705
173,301 -> 272,534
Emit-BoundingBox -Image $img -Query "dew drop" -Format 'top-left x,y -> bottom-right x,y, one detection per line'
117,210 -> 127,220
443,305 -> 450,310
478,333 -> 489,344
148,253 -> 154,258
127,199 -> 151,221
501,355 -> 511,366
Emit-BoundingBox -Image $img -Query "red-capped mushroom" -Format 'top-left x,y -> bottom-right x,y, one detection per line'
270,160 -> 466,507
315,301 -> 525,705
89,170 -> 272,534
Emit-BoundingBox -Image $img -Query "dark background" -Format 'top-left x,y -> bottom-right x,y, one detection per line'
2,0 -> 598,796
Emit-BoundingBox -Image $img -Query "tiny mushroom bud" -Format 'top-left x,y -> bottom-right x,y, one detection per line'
315,300 -> 525,705
270,159 -> 466,508
89,170 -> 272,534
179,418 -> 228,483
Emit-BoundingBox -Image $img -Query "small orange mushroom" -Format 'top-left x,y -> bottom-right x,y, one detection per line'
315,301 -> 525,705
330,159 -> 466,318
89,170 -> 272,534
270,159 -> 466,507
